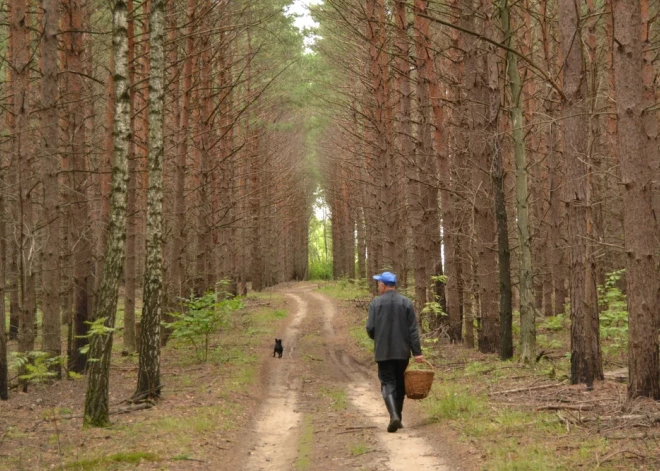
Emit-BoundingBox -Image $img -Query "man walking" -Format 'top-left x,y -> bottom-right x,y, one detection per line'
366,271 -> 423,433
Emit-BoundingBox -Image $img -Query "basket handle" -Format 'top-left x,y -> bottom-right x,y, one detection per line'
409,359 -> 434,370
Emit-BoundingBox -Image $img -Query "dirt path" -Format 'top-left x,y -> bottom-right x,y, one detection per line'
243,292 -> 308,470
235,284 -> 458,471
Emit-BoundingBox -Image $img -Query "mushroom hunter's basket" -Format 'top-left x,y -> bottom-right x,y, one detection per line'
404,360 -> 435,400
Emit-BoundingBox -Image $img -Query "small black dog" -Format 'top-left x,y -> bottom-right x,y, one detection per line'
273,339 -> 283,358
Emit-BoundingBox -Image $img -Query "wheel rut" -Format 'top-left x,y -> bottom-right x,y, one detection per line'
242,291 -> 309,471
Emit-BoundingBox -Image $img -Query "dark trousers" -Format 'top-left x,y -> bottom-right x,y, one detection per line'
377,359 -> 409,401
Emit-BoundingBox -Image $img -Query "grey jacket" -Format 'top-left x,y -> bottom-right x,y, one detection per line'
366,290 -> 422,362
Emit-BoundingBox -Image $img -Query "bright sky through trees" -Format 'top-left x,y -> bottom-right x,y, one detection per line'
285,0 -> 321,49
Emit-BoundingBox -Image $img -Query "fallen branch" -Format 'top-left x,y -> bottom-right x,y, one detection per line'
489,383 -> 563,396
113,403 -> 154,415
172,456 -> 207,463
337,426 -> 377,435
604,431 -> 660,440
579,412 -> 660,423
536,404 -> 595,411
596,449 -> 660,467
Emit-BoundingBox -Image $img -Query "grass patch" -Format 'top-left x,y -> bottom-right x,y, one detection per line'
349,442 -> 368,456
61,451 -> 159,470
422,384 -> 486,421
316,279 -> 370,300
349,326 -> 373,353
320,387 -> 347,410
295,414 -> 314,470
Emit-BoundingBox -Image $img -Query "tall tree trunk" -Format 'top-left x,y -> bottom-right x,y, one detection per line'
559,0 -> 603,385
431,58 -> 460,342
123,0 -> 138,352
4,37 -> 19,341
83,0 -> 131,426
135,0 -> 165,401
65,0 -> 93,373
612,0 -> 660,399
365,0 -> 385,282
0,157 -> 7,399
393,0 -> 412,287
494,120 -> 513,360
13,0 -> 38,368
40,0 -> 61,371
500,0 -> 535,364
468,0 -> 499,354
170,0 -> 195,301
412,0 -> 442,313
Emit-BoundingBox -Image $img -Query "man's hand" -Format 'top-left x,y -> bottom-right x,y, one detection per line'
414,355 -> 424,363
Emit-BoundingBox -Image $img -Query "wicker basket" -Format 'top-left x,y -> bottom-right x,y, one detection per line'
404,360 -> 435,400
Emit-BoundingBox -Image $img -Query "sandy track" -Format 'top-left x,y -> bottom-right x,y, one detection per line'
242,292 -> 308,471
240,285 -> 452,471
311,292 -> 450,471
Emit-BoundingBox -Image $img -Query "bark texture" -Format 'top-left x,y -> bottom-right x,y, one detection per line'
501,0 -> 535,363
559,0 -> 603,385
135,0 -> 165,400
40,0 -> 61,368
84,0 -> 131,426
612,0 -> 660,399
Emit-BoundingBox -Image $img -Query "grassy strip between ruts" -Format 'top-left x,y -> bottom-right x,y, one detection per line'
1,290 -> 291,471
317,280 -> 658,471
294,414 -> 315,470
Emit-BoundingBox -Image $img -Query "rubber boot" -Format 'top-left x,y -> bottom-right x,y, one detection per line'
384,394 -> 402,433
395,397 -> 404,428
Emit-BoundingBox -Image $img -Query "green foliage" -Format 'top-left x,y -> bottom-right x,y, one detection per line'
318,279 -> 369,300
295,415 -> 314,470
349,326 -> 373,353
423,385 -> 486,420
308,259 -> 332,280
308,197 -> 334,280
431,274 -> 448,284
164,292 -> 244,362
349,442 -> 368,456
539,313 -> 567,332
78,317 -> 115,360
598,269 -> 628,358
62,451 -> 160,469
320,387 -> 347,410
68,371 -> 84,380
11,351 -> 64,384
422,301 -> 447,317
271,309 -> 287,319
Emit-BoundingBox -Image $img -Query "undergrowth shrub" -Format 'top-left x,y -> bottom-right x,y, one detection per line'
11,351 -> 65,385
165,292 -> 244,362
308,260 -> 332,280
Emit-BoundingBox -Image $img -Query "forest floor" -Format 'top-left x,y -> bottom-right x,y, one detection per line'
2,281 -> 660,470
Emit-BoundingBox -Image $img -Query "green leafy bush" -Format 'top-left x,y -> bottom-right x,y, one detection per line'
12,351 -> 64,384
164,292 -> 244,362
308,260 -> 332,280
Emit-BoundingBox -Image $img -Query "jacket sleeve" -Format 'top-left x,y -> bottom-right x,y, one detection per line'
407,301 -> 422,356
366,300 -> 376,340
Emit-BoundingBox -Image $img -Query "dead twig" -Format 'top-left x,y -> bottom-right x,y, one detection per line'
337,426 -> 377,435
489,382 -> 564,396
536,404 -> 595,412
579,412 -> 660,423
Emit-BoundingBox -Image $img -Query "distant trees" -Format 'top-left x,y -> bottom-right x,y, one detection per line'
313,0 -> 660,397
0,0 -> 311,411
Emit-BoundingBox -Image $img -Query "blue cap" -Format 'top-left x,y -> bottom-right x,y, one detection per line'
373,271 -> 397,285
